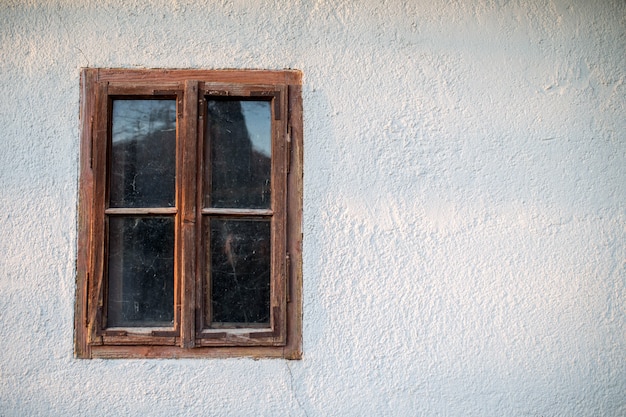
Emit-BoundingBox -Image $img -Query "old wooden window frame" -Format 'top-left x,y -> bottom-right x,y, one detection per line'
75,68 -> 302,359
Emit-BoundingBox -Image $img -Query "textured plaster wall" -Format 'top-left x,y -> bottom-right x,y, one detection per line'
0,0 -> 624,416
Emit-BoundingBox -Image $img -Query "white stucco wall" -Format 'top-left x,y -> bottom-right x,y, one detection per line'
1,0 -> 624,415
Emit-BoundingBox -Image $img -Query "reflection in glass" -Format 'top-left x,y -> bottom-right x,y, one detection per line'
107,216 -> 175,327
205,100 -> 271,209
110,100 -> 176,208
207,219 -> 271,325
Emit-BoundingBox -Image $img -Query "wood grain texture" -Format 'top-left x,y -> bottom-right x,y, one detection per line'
180,80 -> 198,348
75,69 -> 96,358
95,68 -> 302,85
284,84 -> 303,360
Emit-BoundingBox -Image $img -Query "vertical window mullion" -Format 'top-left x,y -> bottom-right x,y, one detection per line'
198,93 -> 210,333
87,80 -> 109,345
179,81 -> 199,348
199,90 -> 213,335
270,88 -> 288,344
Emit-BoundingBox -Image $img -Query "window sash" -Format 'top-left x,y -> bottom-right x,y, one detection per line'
86,80 -> 286,347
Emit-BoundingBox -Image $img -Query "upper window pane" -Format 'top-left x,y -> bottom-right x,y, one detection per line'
110,99 -> 176,208
205,100 -> 271,209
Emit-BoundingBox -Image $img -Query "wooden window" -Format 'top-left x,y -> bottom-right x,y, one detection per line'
75,69 -> 302,359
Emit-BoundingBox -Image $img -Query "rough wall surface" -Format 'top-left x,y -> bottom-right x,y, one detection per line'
0,0 -> 624,415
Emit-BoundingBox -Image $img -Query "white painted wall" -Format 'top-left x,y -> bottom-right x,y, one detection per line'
1,0 -> 624,415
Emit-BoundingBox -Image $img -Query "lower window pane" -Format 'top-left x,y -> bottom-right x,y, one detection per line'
207,219 -> 271,325
107,216 -> 175,327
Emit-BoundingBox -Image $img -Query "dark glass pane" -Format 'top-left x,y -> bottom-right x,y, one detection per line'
205,100 -> 271,209
110,100 -> 176,208
207,218 -> 271,325
107,216 -> 175,327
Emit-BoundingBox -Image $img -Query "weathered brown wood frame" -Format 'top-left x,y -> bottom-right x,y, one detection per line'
75,68 -> 303,359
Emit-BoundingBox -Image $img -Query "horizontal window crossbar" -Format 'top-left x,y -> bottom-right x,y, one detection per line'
105,208 -> 178,215
201,208 -> 273,216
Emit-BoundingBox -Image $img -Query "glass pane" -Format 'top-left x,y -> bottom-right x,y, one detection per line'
206,218 -> 271,325
205,100 -> 271,209
110,99 -> 176,208
107,216 -> 175,327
